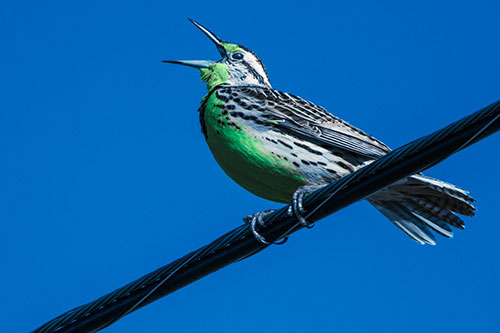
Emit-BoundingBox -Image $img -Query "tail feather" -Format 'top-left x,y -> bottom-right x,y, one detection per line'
373,201 -> 437,245
402,175 -> 476,216
411,211 -> 453,238
369,174 -> 475,245
412,198 -> 466,229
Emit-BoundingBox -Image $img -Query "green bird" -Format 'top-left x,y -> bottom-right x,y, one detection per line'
164,19 -> 475,245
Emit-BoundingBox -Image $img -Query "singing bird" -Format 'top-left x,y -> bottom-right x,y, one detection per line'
164,20 -> 475,245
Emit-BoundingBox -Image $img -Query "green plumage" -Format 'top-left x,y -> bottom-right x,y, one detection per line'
201,90 -> 306,203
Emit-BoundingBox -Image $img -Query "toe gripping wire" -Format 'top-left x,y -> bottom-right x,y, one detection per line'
244,210 -> 288,245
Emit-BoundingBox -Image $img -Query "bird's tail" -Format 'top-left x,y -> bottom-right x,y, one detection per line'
368,174 -> 476,245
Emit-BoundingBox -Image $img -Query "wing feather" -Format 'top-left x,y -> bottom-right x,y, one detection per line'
231,86 -> 391,159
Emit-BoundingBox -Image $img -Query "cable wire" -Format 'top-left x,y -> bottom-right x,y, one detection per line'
34,99 -> 500,332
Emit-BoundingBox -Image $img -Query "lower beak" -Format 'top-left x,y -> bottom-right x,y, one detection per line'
162,60 -> 213,69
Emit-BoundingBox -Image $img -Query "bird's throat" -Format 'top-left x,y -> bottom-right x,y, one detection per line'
200,63 -> 229,91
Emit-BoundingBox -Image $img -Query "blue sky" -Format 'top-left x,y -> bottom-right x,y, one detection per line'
2,1 -> 500,332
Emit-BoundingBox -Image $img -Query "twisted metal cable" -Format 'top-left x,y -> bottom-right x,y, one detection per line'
35,99 -> 500,332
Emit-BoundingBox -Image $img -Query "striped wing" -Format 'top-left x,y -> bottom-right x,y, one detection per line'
228,86 -> 391,159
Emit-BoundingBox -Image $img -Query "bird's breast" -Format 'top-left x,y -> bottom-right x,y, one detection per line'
199,90 -> 307,203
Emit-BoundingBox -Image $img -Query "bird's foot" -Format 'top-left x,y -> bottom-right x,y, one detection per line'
287,184 -> 326,228
244,209 -> 287,245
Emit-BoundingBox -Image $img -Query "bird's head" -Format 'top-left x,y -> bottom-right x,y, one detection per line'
163,19 -> 271,91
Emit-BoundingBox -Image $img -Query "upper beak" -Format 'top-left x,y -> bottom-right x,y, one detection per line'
188,18 -> 226,57
162,19 -> 226,68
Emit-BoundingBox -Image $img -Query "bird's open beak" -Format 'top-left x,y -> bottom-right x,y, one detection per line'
162,19 -> 226,68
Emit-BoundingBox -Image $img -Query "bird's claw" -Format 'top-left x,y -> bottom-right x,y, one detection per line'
288,185 -> 326,228
244,209 -> 279,244
244,185 -> 325,244
288,190 -> 310,227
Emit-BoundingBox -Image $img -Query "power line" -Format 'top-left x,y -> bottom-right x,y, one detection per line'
34,99 -> 500,332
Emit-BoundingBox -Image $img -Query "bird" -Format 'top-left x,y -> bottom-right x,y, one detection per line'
163,19 -> 476,245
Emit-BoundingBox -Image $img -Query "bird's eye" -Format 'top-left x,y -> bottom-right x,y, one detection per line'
232,52 -> 244,60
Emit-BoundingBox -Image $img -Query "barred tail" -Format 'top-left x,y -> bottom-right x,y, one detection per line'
368,174 -> 476,245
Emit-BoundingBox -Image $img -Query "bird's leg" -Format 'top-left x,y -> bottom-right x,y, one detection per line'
288,184 -> 327,228
243,209 -> 276,244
